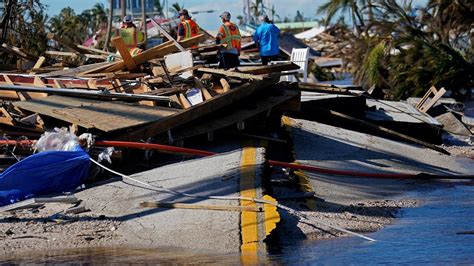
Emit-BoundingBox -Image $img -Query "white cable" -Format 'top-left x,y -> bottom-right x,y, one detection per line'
90,158 -> 376,242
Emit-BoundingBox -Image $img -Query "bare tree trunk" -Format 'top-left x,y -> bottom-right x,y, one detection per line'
368,0 -> 373,22
103,0 -> 114,51
121,0 -> 126,18
141,0 -> 147,49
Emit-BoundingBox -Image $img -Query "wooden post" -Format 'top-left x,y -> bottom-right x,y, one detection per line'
220,78 -> 231,93
111,36 -> 138,71
141,0 -> 147,49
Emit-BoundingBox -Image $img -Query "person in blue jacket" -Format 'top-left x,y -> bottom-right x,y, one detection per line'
253,15 -> 280,65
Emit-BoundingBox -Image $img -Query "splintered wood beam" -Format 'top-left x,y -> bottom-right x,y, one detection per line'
117,78 -> 276,141
101,34 -> 205,73
178,93 -> 192,109
237,62 -> 300,75
47,32 -> 88,54
1,43 -> 39,61
220,78 -> 230,93
201,88 -> 213,100
320,108 -> 450,155
76,44 -> 118,57
149,18 -> 185,52
29,56 -> 46,75
197,67 -> 265,80
111,36 -> 138,71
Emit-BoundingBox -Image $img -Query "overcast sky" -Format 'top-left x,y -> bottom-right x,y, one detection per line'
42,0 -> 428,30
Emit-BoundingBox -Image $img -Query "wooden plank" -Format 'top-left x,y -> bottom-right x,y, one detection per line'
149,18 -> 185,52
119,78 -> 277,141
29,56 -> 46,75
14,95 -> 180,132
178,93 -> 192,109
1,43 -> 38,61
47,33 -> 88,54
296,82 -> 354,95
43,61 -> 111,77
220,78 -> 231,93
320,108 -> 450,155
0,75 -> 20,100
76,44 -> 118,57
139,201 -> 262,212
0,107 -> 15,126
166,90 -> 300,142
45,51 -> 79,57
197,67 -> 265,80
201,88 -> 213,100
102,34 -> 205,73
111,36 -> 138,71
237,62 -> 300,75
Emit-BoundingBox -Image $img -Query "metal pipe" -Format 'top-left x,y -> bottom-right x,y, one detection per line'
94,141 -> 474,180
0,84 -> 171,103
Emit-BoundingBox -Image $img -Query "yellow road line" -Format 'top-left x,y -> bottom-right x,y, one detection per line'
294,170 -> 317,210
263,195 -> 280,236
240,146 -> 258,254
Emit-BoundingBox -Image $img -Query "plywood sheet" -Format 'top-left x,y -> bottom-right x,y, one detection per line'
14,95 -> 179,132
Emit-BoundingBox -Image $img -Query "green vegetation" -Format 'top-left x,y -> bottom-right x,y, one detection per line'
319,0 -> 474,100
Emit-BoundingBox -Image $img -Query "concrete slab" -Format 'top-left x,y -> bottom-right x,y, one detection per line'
283,116 -> 474,203
75,148 -> 268,253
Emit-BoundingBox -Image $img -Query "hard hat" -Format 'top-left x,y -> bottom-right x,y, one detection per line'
219,11 -> 231,21
178,9 -> 190,18
123,15 -> 133,23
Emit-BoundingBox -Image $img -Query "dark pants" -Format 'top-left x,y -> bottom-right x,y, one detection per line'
219,52 -> 240,69
261,55 -> 279,65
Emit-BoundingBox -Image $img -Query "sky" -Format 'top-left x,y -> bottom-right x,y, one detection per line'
41,0 -> 428,30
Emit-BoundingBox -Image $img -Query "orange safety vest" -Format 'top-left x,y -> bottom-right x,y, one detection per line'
181,19 -> 200,39
218,22 -> 241,52
119,27 -> 145,49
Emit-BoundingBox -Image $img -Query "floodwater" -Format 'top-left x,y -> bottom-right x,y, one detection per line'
1,182 -> 474,264
270,182 -> 474,264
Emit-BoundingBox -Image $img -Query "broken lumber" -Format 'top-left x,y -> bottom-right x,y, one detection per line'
0,84 -> 170,103
139,201 -> 262,212
197,67 -> 265,80
47,32 -> 89,54
237,62 -> 300,75
1,43 -> 39,61
102,34 -> 205,73
320,108 -> 450,155
111,36 -> 138,71
119,78 -> 276,141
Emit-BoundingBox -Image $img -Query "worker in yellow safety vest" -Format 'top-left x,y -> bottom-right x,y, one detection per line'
216,11 -> 241,69
177,9 -> 200,41
115,15 -> 145,56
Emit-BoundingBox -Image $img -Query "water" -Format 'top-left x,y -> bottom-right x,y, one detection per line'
2,183 -> 474,264
271,183 -> 474,264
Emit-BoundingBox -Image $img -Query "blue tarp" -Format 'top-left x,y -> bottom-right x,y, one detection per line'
0,147 -> 90,207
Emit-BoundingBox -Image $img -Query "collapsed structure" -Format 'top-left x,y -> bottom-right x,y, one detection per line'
0,22 -> 473,259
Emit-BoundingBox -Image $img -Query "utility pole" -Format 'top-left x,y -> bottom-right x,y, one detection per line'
121,0 -> 126,18
141,0 -> 147,48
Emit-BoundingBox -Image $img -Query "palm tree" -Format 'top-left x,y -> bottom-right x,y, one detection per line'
317,0 -> 366,32
154,0 -> 165,16
169,2 -> 183,16
103,0 -> 114,51
49,7 -> 88,48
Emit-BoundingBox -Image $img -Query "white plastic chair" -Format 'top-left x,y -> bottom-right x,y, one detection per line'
282,48 -> 310,82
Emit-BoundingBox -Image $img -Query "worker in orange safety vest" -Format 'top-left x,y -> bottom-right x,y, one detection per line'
216,11 -> 241,69
177,9 -> 200,42
115,15 -> 145,56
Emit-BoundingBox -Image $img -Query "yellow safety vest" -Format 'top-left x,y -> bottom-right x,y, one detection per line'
119,28 -> 144,49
